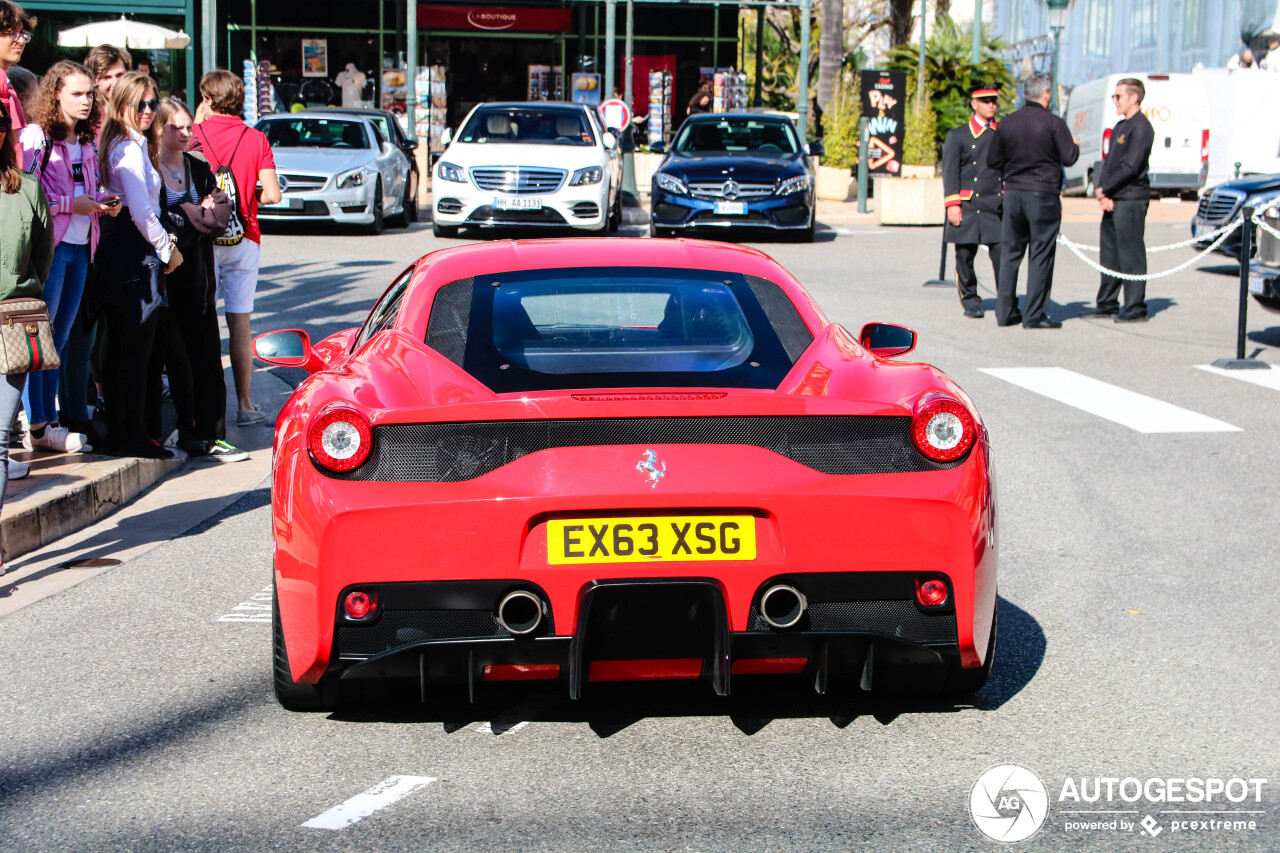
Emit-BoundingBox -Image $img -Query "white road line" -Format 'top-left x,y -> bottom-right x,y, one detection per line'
1195,364 -> 1280,391
475,720 -> 530,735
978,367 -> 1241,433
302,776 -> 436,831
218,586 -> 273,623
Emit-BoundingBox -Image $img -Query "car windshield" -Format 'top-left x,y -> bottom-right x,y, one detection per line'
458,107 -> 595,146
426,268 -> 806,392
673,118 -> 799,156
259,118 -> 369,149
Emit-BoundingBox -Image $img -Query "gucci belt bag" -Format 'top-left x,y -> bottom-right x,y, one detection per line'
0,298 -> 60,374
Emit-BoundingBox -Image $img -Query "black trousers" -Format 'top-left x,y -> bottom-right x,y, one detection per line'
997,191 -> 1062,325
953,242 -> 1002,311
1097,199 -> 1149,315
145,294 -> 226,444
102,301 -> 159,455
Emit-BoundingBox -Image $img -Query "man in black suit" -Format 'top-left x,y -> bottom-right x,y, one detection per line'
941,83 -> 1005,319
986,76 -> 1080,328
1081,77 -> 1156,322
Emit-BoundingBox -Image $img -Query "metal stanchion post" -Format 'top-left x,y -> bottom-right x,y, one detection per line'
923,234 -> 950,287
856,117 -> 869,214
1212,207 -> 1270,370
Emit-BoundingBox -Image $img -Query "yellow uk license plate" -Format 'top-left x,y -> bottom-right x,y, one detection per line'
547,516 -> 757,564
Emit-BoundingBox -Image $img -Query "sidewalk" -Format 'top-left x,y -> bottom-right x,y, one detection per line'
0,362 -> 288,567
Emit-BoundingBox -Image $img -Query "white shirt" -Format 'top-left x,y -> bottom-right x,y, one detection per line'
105,130 -> 171,263
62,139 -> 91,246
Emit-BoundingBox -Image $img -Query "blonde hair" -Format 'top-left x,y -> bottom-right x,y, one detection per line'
148,96 -> 192,169
97,72 -> 157,181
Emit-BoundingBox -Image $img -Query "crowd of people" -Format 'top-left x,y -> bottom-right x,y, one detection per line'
0,0 -> 279,570
942,74 -> 1155,328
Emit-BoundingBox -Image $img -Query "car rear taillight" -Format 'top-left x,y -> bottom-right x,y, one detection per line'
344,589 -> 377,620
309,406 -> 372,472
1101,127 -> 1112,159
1201,129 -> 1210,163
916,578 -> 949,608
911,397 -> 976,462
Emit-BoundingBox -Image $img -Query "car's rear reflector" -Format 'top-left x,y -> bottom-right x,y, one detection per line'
571,392 -> 728,401
343,590 -> 377,620
483,664 -> 561,681
588,658 -> 703,681
730,657 -> 808,675
916,578 -> 949,608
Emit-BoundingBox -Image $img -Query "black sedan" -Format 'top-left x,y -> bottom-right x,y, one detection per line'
1191,173 -> 1280,258
649,114 -> 823,242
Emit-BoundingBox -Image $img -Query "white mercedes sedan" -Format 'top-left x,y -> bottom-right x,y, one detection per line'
431,102 -> 622,238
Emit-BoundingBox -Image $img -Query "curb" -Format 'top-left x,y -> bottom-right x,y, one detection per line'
1,454 -> 186,563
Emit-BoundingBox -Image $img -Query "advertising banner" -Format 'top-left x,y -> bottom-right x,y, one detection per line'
859,69 -> 906,175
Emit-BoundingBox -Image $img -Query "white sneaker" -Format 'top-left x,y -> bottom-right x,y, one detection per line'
7,459 -> 29,480
29,425 -> 92,454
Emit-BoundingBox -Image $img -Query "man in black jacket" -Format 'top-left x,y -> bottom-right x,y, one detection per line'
941,83 -> 1004,319
986,76 -> 1079,328
1081,78 -> 1156,322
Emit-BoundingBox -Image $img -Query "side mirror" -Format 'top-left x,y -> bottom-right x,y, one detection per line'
400,138 -> 418,152
649,140 -> 666,154
602,130 -> 618,149
441,127 -> 454,146
807,140 -> 826,157
254,329 -> 323,371
859,322 -> 917,359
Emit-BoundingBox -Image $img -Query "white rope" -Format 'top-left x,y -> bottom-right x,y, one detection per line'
1063,216 -> 1241,253
1058,217 -> 1243,281
1250,196 -> 1280,241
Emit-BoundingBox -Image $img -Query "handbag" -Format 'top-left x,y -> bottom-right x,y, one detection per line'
0,298 -> 60,374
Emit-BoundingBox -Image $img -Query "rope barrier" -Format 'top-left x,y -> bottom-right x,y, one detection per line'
1058,217 -> 1243,281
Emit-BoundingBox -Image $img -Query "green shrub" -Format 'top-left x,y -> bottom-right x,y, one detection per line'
819,71 -> 860,170
902,74 -> 939,168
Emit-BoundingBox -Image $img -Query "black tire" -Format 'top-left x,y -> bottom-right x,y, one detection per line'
649,222 -> 672,239
794,220 -> 816,243
272,579 -> 341,711
366,182 -> 384,235
433,220 -> 459,238
1084,170 -> 1096,198
406,181 -> 420,223
608,193 -> 622,234
389,185 -> 412,229
947,602 -> 997,696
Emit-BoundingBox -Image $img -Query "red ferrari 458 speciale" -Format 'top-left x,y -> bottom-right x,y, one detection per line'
255,238 -> 997,710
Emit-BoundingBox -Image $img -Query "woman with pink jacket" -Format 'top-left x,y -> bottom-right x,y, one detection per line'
19,60 -> 119,452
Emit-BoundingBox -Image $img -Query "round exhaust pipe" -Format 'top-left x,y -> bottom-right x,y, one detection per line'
760,584 -> 808,629
497,590 -> 544,636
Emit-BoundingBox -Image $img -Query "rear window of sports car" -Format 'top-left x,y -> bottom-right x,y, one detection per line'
425,268 -> 811,392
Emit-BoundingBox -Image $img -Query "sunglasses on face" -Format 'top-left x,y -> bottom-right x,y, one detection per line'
2,29 -> 32,44
135,99 -> 161,112
976,97 -> 998,104
1111,94 -> 1127,101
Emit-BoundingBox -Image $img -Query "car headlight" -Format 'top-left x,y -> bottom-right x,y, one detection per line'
777,175 -> 810,196
655,173 -> 687,195
570,166 -> 603,186
337,168 -> 367,189
436,161 -> 466,183
1246,193 -> 1280,213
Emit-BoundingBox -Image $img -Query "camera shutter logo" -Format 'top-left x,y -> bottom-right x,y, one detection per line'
969,765 -> 1049,843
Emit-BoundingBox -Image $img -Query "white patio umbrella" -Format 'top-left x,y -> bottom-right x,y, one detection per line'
57,16 -> 190,50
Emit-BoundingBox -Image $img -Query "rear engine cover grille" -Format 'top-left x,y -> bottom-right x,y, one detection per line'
747,599 -> 958,644
328,416 -> 963,481
470,167 -> 567,194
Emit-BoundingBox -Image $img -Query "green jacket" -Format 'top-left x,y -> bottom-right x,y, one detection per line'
0,173 -> 54,301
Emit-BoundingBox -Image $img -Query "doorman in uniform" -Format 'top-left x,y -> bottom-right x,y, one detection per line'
942,83 -> 1004,319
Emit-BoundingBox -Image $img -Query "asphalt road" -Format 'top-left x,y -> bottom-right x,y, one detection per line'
1,204 -> 1277,851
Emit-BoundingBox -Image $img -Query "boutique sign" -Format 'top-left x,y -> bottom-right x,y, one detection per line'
417,4 -> 572,32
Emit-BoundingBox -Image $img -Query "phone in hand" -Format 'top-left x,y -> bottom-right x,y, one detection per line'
102,195 -> 121,207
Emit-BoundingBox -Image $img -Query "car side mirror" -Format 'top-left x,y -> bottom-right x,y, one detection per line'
441,127 -> 453,146
254,329 -> 325,372
649,140 -> 666,154
859,322 -> 917,358
602,130 -> 618,149
807,141 -> 826,157
400,138 -> 418,152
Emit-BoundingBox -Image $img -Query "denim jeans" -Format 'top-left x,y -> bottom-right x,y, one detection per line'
23,241 -> 90,425
0,372 -> 28,522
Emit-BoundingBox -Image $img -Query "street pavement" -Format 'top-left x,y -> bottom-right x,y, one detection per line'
0,199 -> 1277,851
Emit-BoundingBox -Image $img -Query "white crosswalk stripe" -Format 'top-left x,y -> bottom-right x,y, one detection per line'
978,367 -> 1241,433
1195,364 -> 1280,391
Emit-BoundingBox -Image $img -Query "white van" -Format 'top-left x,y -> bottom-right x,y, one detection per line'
1062,73 -> 1209,196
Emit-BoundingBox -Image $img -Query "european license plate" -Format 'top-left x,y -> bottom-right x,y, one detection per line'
713,201 -> 747,215
547,515 -> 756,564
268,198 -> 301,209
495,197 -> 542,211
1249,273 -> 1268,295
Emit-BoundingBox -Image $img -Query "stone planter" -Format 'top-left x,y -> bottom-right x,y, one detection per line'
633,151 -> 665,190
874,176 -> 945,225
899,164 -> 937,180
816,165 -> 853,201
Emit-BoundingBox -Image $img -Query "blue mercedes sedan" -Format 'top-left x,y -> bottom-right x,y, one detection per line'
649,113 -> 822,242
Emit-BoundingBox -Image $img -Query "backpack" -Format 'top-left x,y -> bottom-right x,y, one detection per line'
197,126 -> 250,247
